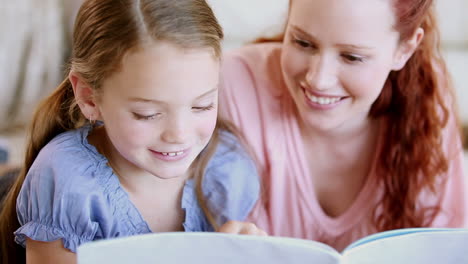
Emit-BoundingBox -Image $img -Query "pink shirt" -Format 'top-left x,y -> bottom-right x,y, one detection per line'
219,43 -> 466,251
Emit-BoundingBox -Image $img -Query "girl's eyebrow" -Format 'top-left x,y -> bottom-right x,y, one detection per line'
196,87 -> 218,100
127,87 -> 218,104
128,97 -> 166,105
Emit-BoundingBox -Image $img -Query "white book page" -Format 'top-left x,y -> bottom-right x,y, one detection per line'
341,231 -> 468,264
78,233 -> 341,264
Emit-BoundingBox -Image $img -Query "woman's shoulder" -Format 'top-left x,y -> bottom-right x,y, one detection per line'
225,42 -> 282,64
219,44 -> 290,165
220,42 -> 286,110
223,43 -> 283,84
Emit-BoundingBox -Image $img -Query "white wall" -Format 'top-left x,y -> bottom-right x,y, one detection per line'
207,0 -> 288,50
444,51 -> 468,122
437,0 -> 468,46
437,0 -> 468,122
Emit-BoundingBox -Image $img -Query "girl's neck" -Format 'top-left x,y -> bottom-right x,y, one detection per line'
88,126 -> 186,232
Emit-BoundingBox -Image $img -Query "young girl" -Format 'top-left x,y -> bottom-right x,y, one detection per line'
0,0 -> 264,263
219,0 -> 466,250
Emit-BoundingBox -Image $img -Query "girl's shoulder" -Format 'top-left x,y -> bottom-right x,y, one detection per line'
15,125 -> 131,252
200,130 -> 260,226
38,125 -> 105,165
25,125 -> 109,200
207,130 -> 253,167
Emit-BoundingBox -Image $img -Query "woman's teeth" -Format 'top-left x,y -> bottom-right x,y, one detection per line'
305,91 -> 341,105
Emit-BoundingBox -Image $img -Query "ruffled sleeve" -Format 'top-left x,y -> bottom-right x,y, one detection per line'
202,131 -> 260,228
14,130 -> 103,252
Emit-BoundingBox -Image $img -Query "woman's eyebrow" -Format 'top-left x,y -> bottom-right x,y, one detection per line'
290,24 -> 374,50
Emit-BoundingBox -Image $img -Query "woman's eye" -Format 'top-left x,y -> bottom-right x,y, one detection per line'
343,54 -> 364,63
192,104 -> 215,112
133,113 -> 161,120
294,38 -> 312,48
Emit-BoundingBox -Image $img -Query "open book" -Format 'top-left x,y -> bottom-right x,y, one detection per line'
77,228 -> 468,264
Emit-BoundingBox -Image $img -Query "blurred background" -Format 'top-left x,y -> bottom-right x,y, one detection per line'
0,0 -> 466,169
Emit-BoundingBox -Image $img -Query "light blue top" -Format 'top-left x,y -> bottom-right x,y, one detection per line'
14,125 -> 259,252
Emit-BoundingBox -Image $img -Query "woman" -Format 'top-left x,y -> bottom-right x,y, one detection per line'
219,0 -> 466,250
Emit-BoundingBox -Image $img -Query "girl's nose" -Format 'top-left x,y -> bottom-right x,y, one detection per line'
161,116 -> 188,144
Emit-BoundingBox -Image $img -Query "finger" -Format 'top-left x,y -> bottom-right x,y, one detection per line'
240,224 -> 268,236
217,221 -> 242,233
239,223 -> 260,235
257,229 -> 268,236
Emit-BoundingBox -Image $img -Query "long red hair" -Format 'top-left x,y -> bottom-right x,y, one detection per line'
369,0 -> 458,231
258,0 -> 460,231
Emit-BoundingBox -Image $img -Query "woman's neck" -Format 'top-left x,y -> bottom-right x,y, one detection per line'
299,115 -> 382,177
299,117 -> 382,217
300,114 -> 380,147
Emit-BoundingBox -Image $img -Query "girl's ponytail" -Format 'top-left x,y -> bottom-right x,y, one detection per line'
0,76 -> 82,264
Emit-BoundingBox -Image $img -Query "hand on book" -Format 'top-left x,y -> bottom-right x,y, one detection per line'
217,221 -> 268,236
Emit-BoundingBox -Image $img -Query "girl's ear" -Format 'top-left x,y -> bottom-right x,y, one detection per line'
69,71 -> 101,121
391,27 -> 424,71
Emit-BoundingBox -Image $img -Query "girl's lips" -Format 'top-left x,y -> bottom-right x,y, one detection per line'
149,148 -> 191,162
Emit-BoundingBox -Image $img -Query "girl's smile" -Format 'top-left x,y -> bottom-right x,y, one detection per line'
149,148 -> 191,162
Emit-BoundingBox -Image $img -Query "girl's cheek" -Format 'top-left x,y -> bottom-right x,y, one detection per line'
197,112 -> 218,139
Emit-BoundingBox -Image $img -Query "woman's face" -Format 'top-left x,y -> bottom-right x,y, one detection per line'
281,0 -> 415,133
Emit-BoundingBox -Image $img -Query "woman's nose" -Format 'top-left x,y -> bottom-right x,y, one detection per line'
305,55 -> 338,90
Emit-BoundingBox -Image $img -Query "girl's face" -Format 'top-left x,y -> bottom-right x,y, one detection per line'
281,0 -> 415,133
96,42 -> 219,180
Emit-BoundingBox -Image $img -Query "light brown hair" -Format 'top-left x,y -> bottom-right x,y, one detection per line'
0,0 -> 233,262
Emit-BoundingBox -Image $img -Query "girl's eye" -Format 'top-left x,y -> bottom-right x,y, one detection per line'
342,54 -> 364,63
192,104 -> 215,112
133,113 -> 161,120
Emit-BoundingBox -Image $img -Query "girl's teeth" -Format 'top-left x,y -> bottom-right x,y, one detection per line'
162,151 -> 184,156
